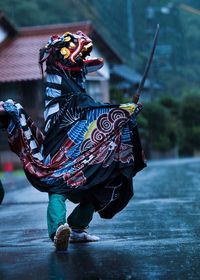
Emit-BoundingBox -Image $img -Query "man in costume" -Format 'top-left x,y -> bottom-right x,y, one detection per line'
0,31 -> 146,251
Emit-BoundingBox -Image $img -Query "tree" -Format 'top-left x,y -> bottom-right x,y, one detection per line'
140,101 -> 177,157
179,91 -> 200,155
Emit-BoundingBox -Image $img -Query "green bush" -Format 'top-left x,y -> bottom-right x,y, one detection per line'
179,92 -> 200,155
140,101 -> 177,153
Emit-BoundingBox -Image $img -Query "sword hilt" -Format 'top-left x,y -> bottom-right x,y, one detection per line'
133,92 -> 140,104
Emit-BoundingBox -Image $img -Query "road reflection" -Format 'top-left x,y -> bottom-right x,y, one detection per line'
0,158 -> 200,279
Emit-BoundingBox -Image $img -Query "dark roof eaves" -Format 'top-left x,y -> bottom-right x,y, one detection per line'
91,29 -> 122,64
19,21 -> 93,36
0,11 -> 18,36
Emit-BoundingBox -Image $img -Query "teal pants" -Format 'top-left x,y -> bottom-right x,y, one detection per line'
47,192 -> 95,240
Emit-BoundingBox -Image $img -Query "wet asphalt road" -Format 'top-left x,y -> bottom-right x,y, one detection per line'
0,158 -> 200,280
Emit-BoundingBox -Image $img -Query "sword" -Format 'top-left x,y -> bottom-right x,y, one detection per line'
133,24 -> 160,103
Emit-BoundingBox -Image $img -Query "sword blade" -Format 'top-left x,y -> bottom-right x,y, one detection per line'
136,24 -> 160,98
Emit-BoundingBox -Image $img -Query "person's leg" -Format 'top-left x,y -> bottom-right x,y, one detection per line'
67,202 -> 95,229
47,192 -> 99,246
47,193 -> 71,251
47,194 -> 71,251
67,202 -> 100,242
47,193 -> 67,240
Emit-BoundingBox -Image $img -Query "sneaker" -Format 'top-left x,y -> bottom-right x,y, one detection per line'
54,223 -> 71,251
70,230 -> 100,243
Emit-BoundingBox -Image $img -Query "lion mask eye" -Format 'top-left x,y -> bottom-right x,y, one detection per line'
63,32 -> 72,42
64,36 -> 71,42
60,47 -> 70,59
69,42 -> 76,48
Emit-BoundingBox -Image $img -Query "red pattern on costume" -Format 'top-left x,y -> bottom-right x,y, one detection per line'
63,170 -> 86,188
50,138 -> 75,164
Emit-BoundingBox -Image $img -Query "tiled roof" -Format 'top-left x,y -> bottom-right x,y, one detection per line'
0,21 -> 96,83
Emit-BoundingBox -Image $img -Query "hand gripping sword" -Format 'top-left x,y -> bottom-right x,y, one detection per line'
133,24 -> 160,103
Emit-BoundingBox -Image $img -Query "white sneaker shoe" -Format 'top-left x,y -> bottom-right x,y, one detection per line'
54,223 -> 71,251
70,230 -> 100,243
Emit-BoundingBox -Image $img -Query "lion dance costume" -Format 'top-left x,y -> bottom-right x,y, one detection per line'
1,31 -> 146,249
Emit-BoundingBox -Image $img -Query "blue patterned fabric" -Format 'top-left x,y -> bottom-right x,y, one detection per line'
3,70 -> 146,218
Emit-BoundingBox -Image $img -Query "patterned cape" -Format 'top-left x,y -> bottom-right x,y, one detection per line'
3,92 -> 146,218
